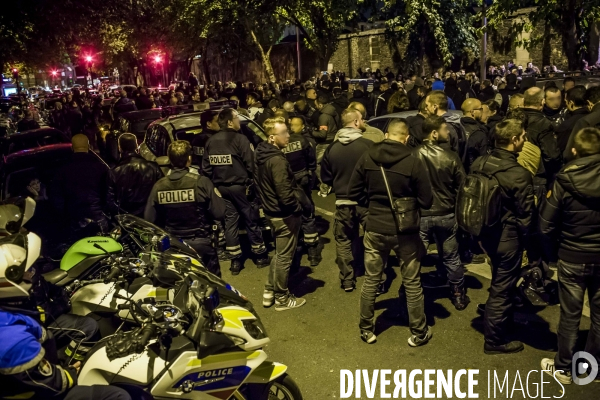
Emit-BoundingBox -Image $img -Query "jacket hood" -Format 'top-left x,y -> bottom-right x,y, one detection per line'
558,154 -> 600,198
321,103 -> 338,117
255,141 -> 283,165
442,112 -> 461,124
432,81 -> 445,91
337,127 -> 364,144
460,116 -> 482,127
369,139 -> 413,164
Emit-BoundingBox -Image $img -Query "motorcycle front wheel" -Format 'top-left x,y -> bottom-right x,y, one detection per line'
237,373 -> 303,400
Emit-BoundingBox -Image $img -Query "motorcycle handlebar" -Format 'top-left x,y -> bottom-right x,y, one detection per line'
104,266 -> 122,284
138,324 -> 157,348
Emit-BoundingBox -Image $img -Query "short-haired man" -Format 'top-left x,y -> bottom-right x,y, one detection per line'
347,101 -> 384,142
202,108 -> 269,274
508,93 -> 524,111
564,85 -> 600,162
314,94 -> 341,196
145,140 -> 226,277
425,90 -> 463,154
540,127 -> 600,384
472,119 -> 534,354
414,116 -> 468,309
284,116 -> 320,266
543,86 -> 566,126
255,117 -> 313,311
321,108 -> 372,291
461,98 -> 490,170
107,133 -> 163,217
349,119 -> 433,345
556,86 -> 589,153
522,87 -> 562,192
191,110 -> 220,166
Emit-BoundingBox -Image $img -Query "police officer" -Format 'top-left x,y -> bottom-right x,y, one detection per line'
202,108 -> 269,275
191,110 -> 220,167
285,116 -> 320,266
145,140 -> 226,277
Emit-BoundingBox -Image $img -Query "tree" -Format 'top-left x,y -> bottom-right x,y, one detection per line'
278,0 -> 361,73
379,0 -> 479,75
485,0 -> 600,70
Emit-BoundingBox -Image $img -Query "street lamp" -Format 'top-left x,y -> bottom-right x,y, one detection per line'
84,56 -> 93,87
51,70 -> 58,88
153,54 -> 164,87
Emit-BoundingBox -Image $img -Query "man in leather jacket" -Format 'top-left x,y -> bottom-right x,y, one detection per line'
107,134 -> 163,217
539,127 -> 600,382
472,119 -> 534,355
521,87 -> 562,192
413,116 -> 468,310
461,98 -> 490,172
254,117 -> 312,311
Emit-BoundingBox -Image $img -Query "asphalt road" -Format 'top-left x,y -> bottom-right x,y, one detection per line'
224,192 -> 595,399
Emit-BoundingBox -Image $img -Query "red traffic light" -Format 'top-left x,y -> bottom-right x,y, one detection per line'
51,70 -> 58,76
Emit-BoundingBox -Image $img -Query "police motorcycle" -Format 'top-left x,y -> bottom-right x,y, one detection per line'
77,262 -> 303,400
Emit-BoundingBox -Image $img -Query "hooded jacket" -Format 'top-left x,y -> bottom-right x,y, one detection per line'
555,107 -> 589,153
348,139 -> 433,235
321,127 -> 372,202
461,116 -> 489,171
314,104 -> 340,144
563,103 -> 600,162
540,154 -> 600,263
254,141 -> 311,218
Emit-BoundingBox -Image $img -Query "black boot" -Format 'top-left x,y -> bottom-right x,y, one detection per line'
450,279 -> 470,311
230,259 -> 243,275
254,254 -> 271,268
307,245 -> 321,267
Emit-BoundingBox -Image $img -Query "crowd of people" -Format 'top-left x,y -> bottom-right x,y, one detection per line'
1,62 -> 599,398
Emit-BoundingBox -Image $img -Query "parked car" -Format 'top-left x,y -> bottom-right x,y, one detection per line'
367,109 -> 463,133
0,127 -> 69,158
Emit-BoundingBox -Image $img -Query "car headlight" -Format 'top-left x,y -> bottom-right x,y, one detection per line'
243,319 -> 268,340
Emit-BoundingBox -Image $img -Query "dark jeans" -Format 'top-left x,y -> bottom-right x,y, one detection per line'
334,205 -> 367,286
360,231 -> 427,336
265,214 -> 302,302
419,213 -> 463,282
554,259 -> 600,370
48,314 -> 99,363
481,227 -> 523,346
65,386 -> 131,400
185,237 -> 221,278
218,185 -> 266,258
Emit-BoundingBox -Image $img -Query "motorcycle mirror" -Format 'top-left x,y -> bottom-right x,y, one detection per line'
203,286 -> 220,313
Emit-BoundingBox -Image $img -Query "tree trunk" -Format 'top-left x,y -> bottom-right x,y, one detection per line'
249,29 -> 276,83
542,22 -> 552,67
589,21 -> 600,66
561,0 -> 579,70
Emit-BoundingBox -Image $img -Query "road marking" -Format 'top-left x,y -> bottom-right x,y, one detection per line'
315,206 -> 334,217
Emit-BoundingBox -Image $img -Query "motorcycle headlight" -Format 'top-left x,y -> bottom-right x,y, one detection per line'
110,227 -> 121,240
242,319 -> 267,340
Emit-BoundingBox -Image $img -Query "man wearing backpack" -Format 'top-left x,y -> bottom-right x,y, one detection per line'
465,119 -> 534,354
414,115 -> 468,310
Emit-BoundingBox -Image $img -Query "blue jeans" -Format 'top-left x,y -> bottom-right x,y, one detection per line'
419,214 -> 464,282
554,259 -> 600,371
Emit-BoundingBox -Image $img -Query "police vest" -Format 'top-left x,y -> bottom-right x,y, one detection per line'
155,173 -> 210,238
283,136 -> 308,175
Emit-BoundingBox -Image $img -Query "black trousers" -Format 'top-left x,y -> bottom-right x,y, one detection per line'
481,226 -> 523,346
47,314 -> 99,363
185,237 -> 221,278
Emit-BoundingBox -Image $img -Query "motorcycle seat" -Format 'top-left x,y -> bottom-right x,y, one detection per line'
43,269 -> 68,285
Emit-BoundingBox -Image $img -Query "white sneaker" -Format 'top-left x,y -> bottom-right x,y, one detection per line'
274,295 -> 306,311
541,358 -> 572,385
262,290 -> 274,308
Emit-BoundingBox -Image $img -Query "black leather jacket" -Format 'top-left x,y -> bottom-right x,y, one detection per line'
107,152 -> 163,216
521,108 -> 562,186
540,154 -> 600,264
413,140 -> 466,216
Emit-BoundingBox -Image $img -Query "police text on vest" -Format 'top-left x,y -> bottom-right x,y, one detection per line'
158,189 -> 195,204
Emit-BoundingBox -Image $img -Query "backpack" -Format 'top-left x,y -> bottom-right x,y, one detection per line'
456,155 -> 513,236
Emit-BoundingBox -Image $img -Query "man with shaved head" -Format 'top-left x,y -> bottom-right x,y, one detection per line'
349,118 -> 433,345
321,108 -> 373,292
522,87 -> 562,192
344,101 -> 384,142
461,98 -> 490,170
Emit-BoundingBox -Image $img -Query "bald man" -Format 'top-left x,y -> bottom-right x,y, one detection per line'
521,87 -> 562,191
336,102 -> 384,143
51,134 -> 110,239
460,98 -> 490,170
321,108 -> 373,292
349,119 -> 433,345
508,93 -> 524,112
